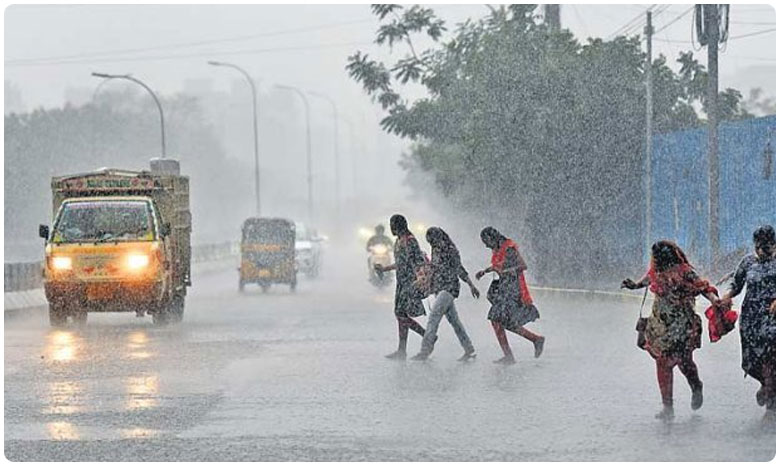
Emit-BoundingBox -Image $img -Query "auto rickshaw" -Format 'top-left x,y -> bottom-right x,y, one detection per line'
239,217 -> 297,292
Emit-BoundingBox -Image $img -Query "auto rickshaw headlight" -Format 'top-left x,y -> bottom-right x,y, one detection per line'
51,256 -> 72,270
126,253 -> 150,271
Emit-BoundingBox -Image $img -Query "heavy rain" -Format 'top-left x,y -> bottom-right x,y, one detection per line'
3,3 -> 777,462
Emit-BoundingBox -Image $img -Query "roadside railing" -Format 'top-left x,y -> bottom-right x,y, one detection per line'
4,241 -> 239,293
4,262 -> 43,292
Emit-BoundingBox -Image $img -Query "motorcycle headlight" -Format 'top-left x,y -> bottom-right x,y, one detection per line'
126,254 -> 150,271
51,256 -> 72,270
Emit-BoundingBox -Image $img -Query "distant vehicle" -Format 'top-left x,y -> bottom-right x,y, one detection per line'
368,243 -> 393,288
39,159 -> 191,327
295,222 -> 325,279
239,217 -> 297,293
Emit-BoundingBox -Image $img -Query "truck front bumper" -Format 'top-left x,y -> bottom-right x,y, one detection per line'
44,280 -> 164,312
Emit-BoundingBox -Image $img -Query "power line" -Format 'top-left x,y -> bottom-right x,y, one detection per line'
729,28 -> 776,40
653,27 -> 775,44
608,5 -> 656,39
654,37 -> 692,44
733,56 -> 776,62
624,5 -> 669,37
6,18 -> 376,65
730,21 -> 776,25
571,5 -> 591,38
655,6 -> 694,34
5,41 -> 374,67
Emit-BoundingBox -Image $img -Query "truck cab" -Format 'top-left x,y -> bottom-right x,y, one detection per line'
40,161 -> 190,326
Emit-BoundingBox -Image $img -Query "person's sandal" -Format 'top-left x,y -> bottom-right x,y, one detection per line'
534,337 -> 545,358
385,350 -> 406,360
493,355 -> 516,365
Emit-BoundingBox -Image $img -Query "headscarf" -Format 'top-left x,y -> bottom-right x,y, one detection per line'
426,227 -> 458,257
390,214 -> 409,236
647,240 -> 714,298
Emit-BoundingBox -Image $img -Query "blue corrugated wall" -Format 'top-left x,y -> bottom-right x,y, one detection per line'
651,115 -> 776,266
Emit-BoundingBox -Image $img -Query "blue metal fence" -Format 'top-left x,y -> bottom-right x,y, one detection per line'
651,115 -> 776,266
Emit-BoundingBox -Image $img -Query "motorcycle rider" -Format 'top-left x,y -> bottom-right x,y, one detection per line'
367,224 -> 393,251
367,224 -> 394,281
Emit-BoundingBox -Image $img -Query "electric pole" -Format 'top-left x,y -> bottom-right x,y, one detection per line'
696,4 -> 728,268
644,11 -> 653,263
706,4 -> 720,269
545,4 -> 561,31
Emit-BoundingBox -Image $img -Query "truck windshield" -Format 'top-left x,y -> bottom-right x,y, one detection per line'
53,200 -> 155,243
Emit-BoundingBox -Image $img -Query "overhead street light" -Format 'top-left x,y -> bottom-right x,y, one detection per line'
208,61 -> 262,216
274,84 -> 313,224
91,72 -> 167,157
307,91 -> 341,223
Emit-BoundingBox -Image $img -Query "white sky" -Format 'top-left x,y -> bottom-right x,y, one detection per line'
4,3 -> 777,114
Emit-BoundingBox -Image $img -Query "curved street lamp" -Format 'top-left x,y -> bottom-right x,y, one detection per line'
307,91 -> 340,222
274,84 -> 313,224
208,61 -> 262,216
91,73 -> 130,103
91,72 -> 166,157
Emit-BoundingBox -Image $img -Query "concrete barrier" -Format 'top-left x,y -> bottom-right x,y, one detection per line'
4,242 -> 238,316
529,285 -> 645,303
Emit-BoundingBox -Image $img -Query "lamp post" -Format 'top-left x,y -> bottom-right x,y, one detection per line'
307,91 -> 340,222
91,72 -> 166,157
275,84 -> 313,224
91,74 -> 128,103
208,61 -> 262,216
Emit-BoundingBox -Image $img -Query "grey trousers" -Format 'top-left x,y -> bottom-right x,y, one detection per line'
421,291 -> 474,354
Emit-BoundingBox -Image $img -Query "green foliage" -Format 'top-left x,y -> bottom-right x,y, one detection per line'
346,5 -> 755,287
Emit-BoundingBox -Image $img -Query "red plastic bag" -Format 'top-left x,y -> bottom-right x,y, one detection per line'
705,304 -> 738,343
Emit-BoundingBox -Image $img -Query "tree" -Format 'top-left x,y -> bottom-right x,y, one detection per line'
347,5 -> 752,287
4,91 -> 254,260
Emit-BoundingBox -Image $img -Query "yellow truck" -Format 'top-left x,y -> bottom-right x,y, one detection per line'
38,159 -> 191,326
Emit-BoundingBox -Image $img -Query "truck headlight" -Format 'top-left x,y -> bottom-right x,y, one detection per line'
126,254 -> 150,271
51,256 -> 72,270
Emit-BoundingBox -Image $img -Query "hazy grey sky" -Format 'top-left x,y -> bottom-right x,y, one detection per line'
4,3 -> 777,113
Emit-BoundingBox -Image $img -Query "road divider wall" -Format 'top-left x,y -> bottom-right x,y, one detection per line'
4,241 -> 239,315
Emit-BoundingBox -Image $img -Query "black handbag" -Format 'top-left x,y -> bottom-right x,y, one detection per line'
635,287 -> 649,350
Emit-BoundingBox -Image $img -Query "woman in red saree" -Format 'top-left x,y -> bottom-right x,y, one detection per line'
622,241 -> 719,420
476,227 -> 544,365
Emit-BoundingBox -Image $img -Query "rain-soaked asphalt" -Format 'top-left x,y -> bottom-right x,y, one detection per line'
4,248 -> 775,461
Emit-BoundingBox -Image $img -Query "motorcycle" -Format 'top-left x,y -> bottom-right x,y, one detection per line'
367,243 -> 393,288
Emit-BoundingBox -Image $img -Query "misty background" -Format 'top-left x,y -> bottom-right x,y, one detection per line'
5,4 -> 777,283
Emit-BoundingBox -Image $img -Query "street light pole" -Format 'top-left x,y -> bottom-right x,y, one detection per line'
91,74 -> 126,103
208,61 -> 262,216
338,117 -> 359,204
91,72 -> 166,157
307,91 -> 340,223
275,84 -> 313,224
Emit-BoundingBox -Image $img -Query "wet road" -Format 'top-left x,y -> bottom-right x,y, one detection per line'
4,250 -> 775,461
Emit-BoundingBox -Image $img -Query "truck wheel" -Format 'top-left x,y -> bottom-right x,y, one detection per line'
170,295 -> 185,323
151,301 -> 170,326
152,310 -> 169,326
73,310 -> 88,327
48,304 -> 67,327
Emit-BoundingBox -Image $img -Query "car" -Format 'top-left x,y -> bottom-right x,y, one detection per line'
295,222 -> 325,278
